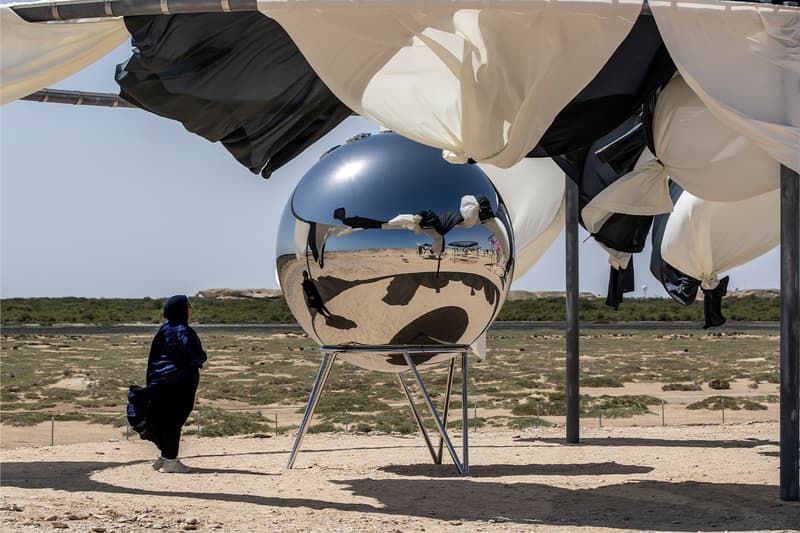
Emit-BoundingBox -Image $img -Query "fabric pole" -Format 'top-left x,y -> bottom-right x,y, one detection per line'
780,163 -> 800,501
565,175 -> 580,444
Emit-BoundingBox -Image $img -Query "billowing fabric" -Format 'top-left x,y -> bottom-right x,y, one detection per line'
146,295 -> 207,386
581,152 -> 671,235
606,261 -> 635,310
618,75 -> 781,205
650,181 -> 701,306
480,158 -> 565,280
652,75 -> 780,201
531,13 -> 675,157
661,188 -> 781,286
260,0 -> 644,168
0,5 -> 127,105
556,116 -> 657,272
116,12 -> 352,178
650,0 -> 800,172
702,275 -> 729,329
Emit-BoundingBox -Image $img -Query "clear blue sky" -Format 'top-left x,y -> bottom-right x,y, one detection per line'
0,37 -> 780,299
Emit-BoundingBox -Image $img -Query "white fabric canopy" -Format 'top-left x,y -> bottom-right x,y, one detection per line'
260,0 -> 643,168
652,75 -> 781,201
0,5 -> 127,105
650,0 -> 800,173
582,149 -> 673,235
582,72 -> 783,241
661,188 -> 780,285
480,158 -> 565,280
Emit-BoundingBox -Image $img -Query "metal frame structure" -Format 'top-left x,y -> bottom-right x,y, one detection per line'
7,0 -> 799,500
286,345 -> 471,475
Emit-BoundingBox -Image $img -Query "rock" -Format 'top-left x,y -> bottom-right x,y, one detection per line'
51,522 -> 69,528
45,515 -> 59,521
0,503 -> 24,511
90,528 -> 107,533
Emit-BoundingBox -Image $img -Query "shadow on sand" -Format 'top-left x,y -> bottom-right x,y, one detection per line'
2,450 -> 796,531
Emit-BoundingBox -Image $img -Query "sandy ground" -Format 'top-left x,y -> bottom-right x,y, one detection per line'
1,421 -> 798,532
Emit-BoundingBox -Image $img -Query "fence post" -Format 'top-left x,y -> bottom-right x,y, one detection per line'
275,413 -> 278,437
197,411 -> 201,437
599,407 -> 603,427
473,404 -> 477,432
50,415 -> 55,446
661,400 -> 665,427
536,402 -> 541,426
125,421 -> 130,440
721,398 -> 725,425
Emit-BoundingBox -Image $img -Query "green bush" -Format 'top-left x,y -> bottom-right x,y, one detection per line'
0,295 -> 780,325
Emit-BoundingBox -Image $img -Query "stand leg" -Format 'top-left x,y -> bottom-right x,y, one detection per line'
403,352 -> 465,475
437,358 -> 456,463
397,373 -> 438,463
286,351 -> 337,469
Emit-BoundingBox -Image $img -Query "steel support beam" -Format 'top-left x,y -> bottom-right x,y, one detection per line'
398,372 -> 439,464
403,352 -> 467,475
20,89 -> 136,108
565,175 -> 580,444
286,351 -> 336,469
11,0 -> 653,22
780,164 -> 800,501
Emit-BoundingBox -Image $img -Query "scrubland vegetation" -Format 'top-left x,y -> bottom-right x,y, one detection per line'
0,294 -> 780,325
1,325 -> 780,437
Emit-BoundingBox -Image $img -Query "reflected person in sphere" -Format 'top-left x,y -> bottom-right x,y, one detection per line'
146,295 -> 207,473
302,270 -> 332,318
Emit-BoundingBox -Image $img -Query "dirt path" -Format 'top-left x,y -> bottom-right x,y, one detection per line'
1,421 -> 797,532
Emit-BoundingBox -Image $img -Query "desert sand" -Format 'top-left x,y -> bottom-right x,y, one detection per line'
1,421 -> 798,532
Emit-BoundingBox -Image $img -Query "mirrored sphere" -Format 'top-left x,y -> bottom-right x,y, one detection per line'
276,132 -> 514,371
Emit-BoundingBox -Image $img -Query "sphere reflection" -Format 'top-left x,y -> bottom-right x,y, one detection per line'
276,132 -> 514,370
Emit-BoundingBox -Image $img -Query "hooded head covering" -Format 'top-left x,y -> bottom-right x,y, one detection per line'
163,294 -> 190,324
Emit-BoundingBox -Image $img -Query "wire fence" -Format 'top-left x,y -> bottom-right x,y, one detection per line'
0,390 -> 780,447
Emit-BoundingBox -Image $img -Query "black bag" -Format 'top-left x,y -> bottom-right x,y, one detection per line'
126,385 -> 154,441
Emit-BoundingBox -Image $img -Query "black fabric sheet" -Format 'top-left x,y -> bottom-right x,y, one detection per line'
650,181 -> 702,306
606,261 -> 635,310
530,14 -> 675,158
116,13 -> 352,178
553,116 -> 655,256
702,276 -> 729,329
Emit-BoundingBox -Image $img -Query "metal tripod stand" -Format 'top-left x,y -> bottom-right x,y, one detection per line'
286,345 -> 471,475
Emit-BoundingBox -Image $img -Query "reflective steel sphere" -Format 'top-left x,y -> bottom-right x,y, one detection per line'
276,132 -> 514,371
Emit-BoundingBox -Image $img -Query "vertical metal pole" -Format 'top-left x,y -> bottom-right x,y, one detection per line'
461,351 -> 469,474
50,415 -> 55,446
780,164 -> 799,501
721,399 -> 725,425
275,413 -> 278,437
565,175 -> 580,443
661,400 -> 665,427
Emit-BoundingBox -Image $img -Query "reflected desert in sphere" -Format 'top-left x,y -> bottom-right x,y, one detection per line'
276,132 -> 514,370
